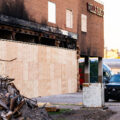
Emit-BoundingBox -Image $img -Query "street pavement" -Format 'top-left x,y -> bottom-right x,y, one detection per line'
36,92 -> 83,105
36,92 -> 120,119
36,92 -> 83,110
36,92 -> 120,106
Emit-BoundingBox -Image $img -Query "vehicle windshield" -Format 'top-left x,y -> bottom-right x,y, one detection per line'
110,75 -> 120,83
103,64 -> 112,78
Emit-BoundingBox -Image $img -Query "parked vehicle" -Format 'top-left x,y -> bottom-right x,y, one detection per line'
105,74 -> 120,102
79,61 -> 112,89
103,63 -> 112,83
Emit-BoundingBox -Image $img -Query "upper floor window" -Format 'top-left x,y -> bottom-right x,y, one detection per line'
66,9 -> 73,28
48,1 -> 56,24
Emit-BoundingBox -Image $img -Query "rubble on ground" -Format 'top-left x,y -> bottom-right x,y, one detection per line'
0,75 -> 52,120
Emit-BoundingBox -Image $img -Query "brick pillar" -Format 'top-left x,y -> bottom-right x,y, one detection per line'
98,57 -> 103,83
84,57 -> 90,83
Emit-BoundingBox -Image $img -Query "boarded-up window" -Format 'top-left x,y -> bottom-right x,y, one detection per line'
48,1 -> 56,24
66,9 -> 73,28
81,14 -> 87,32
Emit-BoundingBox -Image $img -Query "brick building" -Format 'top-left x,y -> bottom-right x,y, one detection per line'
0,0 -> 104,97
0,0 -> 79,49
80,0 -> 104,57
0,0 -> 104,53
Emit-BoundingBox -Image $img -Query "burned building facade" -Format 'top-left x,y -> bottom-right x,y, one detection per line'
0,0 -> 104,97
0,0 -> 78,49
0,0 -> 104,53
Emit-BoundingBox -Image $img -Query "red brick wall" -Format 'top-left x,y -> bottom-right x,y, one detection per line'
0,0 -> 104,57
79,0 -> 104,57
24,0 -> 79,33
0,0 -> 79,33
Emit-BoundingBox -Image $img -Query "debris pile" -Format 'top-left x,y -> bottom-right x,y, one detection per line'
0,75 -> 52,120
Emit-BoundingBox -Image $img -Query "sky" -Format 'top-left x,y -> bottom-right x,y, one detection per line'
103,0 -> 120,50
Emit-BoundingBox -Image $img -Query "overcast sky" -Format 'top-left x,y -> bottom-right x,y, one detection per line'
103,0 -> 120,50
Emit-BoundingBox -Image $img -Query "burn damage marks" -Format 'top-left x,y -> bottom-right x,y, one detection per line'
0,0 -> 77,49
0,24 -> 77,50
0,26 -> 76,49
80,31 -> 101,57
40,18 -> 48,27
0,18 -> 76,50
0,0 -> 29,20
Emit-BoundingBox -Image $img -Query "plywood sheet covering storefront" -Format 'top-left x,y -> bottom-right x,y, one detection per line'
0,40 -> 77,98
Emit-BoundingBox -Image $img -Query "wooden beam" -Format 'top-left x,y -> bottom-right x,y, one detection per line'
11,32 -> 16,40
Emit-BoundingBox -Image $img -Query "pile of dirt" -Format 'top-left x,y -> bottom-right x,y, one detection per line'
0,75 -> 52,120
50,108 -> 115,120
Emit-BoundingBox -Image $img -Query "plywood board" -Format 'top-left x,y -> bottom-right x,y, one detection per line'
0,40 -> 77,98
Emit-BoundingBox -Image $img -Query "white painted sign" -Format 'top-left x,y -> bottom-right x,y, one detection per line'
81,14 -> 87,32
48,1 -> 56,24
66,9 -> 73,28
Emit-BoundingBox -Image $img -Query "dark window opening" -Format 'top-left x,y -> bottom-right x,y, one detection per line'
0,29 -> 76,49
40,37 -> 55,46
59,40 -> 76,49
15,33 -> 37,43
59,41 -> 67,48
0,30 -> 12,39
